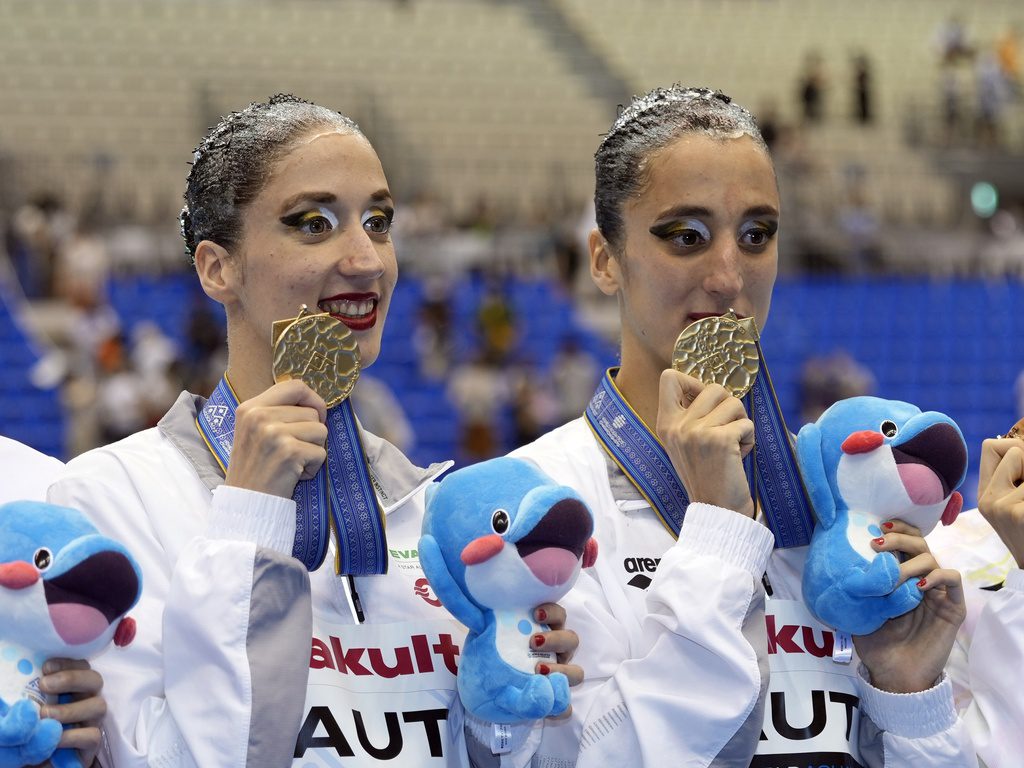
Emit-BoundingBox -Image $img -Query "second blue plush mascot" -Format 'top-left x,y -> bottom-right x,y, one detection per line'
797,396 -> 967,636
420,457 -> 598,723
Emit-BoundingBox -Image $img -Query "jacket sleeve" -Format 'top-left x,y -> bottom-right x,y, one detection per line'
855,670 -> 978,767
960,569 -> 1024,768
48,468 -> 312,768
548,502 -> 774,767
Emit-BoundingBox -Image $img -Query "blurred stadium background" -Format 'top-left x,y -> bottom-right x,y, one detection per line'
2,0 -> 1023,505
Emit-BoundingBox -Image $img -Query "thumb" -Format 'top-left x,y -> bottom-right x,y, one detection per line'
659,368 -> 705,413
987,445 -> 1024,498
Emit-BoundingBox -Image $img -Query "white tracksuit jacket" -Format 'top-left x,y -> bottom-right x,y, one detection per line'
1,435 -> 63,503
512,417 -> 986,768
46,392 -> 539,768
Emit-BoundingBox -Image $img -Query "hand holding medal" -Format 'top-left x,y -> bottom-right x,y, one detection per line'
665,309 -> 814,545
977,417 -> 1024,567
200,305 -> 388,574
655,310 -> 758,518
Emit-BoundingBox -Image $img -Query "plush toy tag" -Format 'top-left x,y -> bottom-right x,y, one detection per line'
832,630 -> 853,664
490,723 -> 513,754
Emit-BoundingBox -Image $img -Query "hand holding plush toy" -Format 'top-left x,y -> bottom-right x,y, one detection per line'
0,501 -> 142,768
420,457 -> 597,723
797,396 -> 967,636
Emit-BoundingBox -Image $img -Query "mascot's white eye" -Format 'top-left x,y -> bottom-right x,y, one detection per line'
880,420 -> 898,438
491,509 -> 510,535
33,548 -> 52,571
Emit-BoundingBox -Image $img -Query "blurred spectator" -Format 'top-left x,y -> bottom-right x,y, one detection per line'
130,320 -> 181,425
996,22 -> 1021,95
509,363 -> 559,449
413,277 -> 455,380
476,279 -> 518,363
446,351 -> 510,463
352,374 -> 415,453
797,51 -> 827,124
799,350 -> 876,424
54,213 -> 110,305
8,193 -> 71,298
935,14 -> 974,65
756,99 -> 782,151
94,333 -> 148,445
182,296 -> 226,395
851,52 -> 874,124
550,336 -> 599,426
975,48 -> 1012,147
836,171 -> 883,272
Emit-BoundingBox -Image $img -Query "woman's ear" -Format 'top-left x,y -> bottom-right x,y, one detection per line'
194,240 -> 238,306
589,228 -> 621,297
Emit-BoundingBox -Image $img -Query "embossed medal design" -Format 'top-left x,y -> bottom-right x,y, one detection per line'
672,309 -> 761,398
1000,417 -> 1024,440
272,305 -> 360,408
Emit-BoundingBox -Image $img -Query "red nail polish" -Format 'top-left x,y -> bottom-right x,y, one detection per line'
882,522 -> 894,530
533,634 -> 545,648
536,608 -> 547,623
538,664 -> 551,675
873,537 -> 885,546
917,578 -> 927,588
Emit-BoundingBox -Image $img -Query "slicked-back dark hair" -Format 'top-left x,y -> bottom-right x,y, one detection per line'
180,94 -> 362,262
594,86 -> 769,250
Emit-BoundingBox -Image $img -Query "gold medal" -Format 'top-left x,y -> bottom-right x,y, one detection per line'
671,309 -> 760,398
272,305 -> 360,408
998,417 -> 1024,440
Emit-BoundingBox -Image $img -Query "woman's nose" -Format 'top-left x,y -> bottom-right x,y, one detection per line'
339,230 -> 386,280
702,245 -> 744,300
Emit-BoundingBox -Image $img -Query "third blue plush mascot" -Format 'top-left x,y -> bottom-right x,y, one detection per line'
797,396 -> 967,636
420,457 -> 598,723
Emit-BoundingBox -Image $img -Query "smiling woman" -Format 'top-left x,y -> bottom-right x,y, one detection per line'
45,94 -> 582,768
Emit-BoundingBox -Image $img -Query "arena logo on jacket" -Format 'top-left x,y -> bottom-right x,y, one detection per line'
298,616 -> 468,766
753,600 -> 863,768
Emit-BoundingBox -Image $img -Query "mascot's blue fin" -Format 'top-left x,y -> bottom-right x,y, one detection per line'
419,535 -> 486,633
842,552 -> 901,596
796,423 -> 836,528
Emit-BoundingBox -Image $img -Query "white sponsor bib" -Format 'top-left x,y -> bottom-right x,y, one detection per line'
295,614 -> 469,767
754,599 -> 863,768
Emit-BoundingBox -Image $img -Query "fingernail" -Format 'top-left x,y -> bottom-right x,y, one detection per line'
917,578 -> 927,588
533,634 -> 545,648
882,522 -> 894,530
873,537 -> 885,546
535,608 -> 547,623
42,661 -> 57,675
538,664 -> 551,675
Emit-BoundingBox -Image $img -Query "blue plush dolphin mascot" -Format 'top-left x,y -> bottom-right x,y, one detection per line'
420,457 -> 597,723
797,396 -> 967,635
0,501 -> 142,768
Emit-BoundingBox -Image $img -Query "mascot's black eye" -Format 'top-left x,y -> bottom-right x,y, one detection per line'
33,548 -> 52,571
880,420 -> 898,438
491,509 -> 510,534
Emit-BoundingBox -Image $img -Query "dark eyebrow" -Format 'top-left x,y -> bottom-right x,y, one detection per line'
278,191 -> 336,214
278,188 -> 394,215
653,205 -> 713,221
742,205 -> 780,218
652,204 -> 779,221
369,189 -> 394,206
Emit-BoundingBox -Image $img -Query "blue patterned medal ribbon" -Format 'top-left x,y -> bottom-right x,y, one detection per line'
197,377 -> 387,574
585,370 -> 690,537
585,365 -> 813,548
747,348 -> 815,548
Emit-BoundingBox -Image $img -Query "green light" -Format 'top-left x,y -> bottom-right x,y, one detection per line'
971,182 -> 998,218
